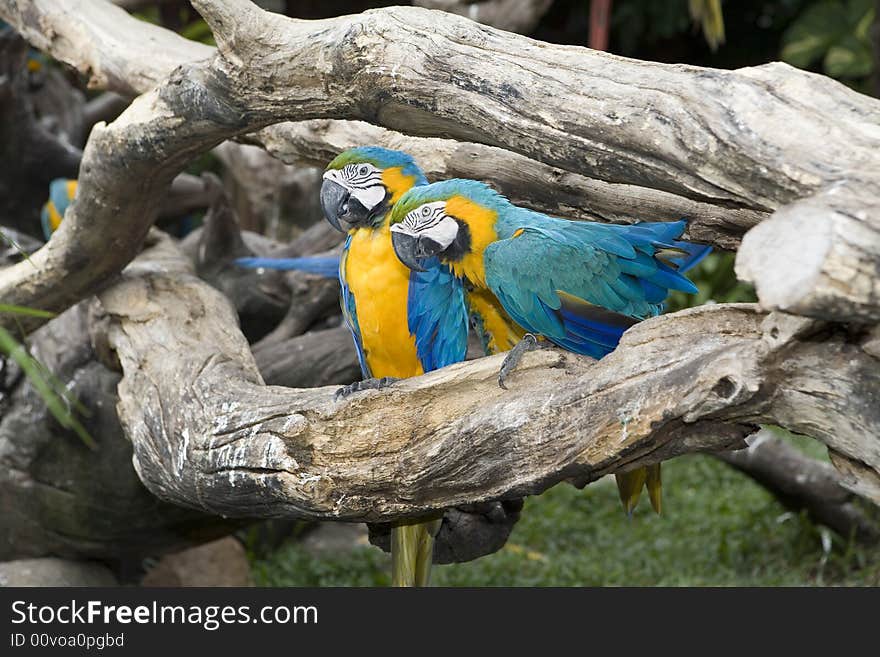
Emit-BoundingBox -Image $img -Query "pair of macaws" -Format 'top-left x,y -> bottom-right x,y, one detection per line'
238,146 -> 710,587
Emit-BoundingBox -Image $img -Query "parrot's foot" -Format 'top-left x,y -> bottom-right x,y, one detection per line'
498,333 -> 545,390
335,377 -> 400,400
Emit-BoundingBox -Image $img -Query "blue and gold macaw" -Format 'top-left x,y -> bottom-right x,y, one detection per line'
238,147 -> 469,586
40,178 -> 77,240
389,179 -> 711,515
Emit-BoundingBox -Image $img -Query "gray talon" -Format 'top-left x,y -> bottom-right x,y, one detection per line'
498,334 -> 540,390
334,377 -> 401,400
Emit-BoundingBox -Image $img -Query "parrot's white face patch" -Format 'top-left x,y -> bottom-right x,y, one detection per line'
391,201 -> 459,249
323,163 -> 387,210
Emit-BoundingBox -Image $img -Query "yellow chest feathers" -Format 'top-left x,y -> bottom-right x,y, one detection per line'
344,223 -> 422,378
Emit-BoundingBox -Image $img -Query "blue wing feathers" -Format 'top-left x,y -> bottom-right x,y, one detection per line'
485,214 -> 707,360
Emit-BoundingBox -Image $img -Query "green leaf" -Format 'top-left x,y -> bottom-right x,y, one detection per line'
781,1 -> 849,68
824,34 -> 874,77
0,303 -> 55,319
0,326 -> 96,450
850,0 -> 876,40
0,227 -> 37,268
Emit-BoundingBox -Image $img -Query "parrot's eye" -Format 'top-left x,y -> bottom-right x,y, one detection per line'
358,165 -> 369,176
420,206 -> 431,217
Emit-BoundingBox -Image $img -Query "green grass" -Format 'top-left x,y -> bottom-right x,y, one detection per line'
250,451 -> 880,587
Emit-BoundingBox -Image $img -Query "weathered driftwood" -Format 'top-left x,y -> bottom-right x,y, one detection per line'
0,232 -> 364,565
3,0 -> 879,330
737,183 -> 880,324
717,430 -> 879,543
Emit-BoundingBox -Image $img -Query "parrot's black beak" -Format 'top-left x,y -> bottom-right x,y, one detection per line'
391,229 -> 442,272
320,179 -> 372,232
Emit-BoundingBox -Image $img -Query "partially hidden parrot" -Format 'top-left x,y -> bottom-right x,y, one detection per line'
388,179 -> 711,515
238,147 -> 470,586
40,178 -> 77,240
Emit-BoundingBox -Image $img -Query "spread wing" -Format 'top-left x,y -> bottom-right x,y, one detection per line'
407,258 -> 469,371
484,219 -> 703,359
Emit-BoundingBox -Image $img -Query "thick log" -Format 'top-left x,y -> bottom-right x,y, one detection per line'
0,235 -> 367,564
89,235 -> 880,520
0,302 -> 236,565
737,183 -> 880,324
2,0 -> 213,96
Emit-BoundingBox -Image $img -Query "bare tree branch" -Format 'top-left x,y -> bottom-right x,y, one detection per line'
737,183 -> 880,323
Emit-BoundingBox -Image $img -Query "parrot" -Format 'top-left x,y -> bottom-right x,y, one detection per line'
238,147 -> 470,586
388,179 -> 711,515
40,178 -> 77,240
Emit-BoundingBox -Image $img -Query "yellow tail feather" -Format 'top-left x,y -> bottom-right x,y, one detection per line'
391,517 -> 442,587
646,462 -> 662,515
615,468 -> 647,516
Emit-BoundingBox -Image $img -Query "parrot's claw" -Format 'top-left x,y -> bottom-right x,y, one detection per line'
498,333 -> 543,390
334,377 -> 400,400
